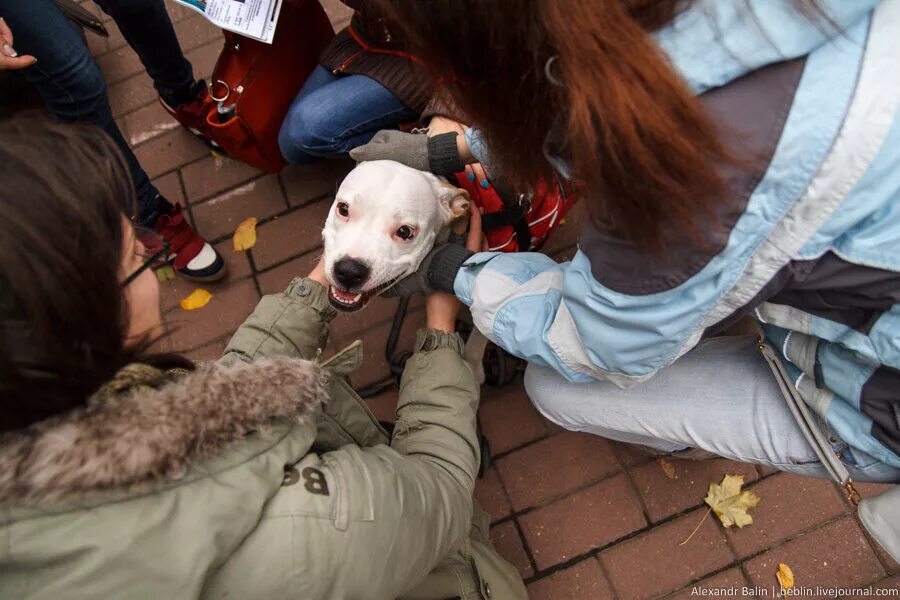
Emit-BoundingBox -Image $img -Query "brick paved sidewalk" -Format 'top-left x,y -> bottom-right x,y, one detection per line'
81,2 -> 899,597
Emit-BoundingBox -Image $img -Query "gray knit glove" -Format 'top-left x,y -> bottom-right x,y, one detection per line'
349,130 -> 465,176
382,241 -> 473,298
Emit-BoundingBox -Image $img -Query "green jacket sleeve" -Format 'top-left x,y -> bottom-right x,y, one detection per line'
312,331 -> 480,596
211,279 -> 483,597
219,277 -> 336,366
221,329 -> 483,599
391,328 -> 481,494
309,330 -> 479,598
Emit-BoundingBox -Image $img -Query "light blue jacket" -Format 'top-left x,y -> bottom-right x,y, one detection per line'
457,0 -> 900,469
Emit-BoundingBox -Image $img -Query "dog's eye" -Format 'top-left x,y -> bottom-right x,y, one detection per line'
336,202 -> 350,217
396,225 -> 415,240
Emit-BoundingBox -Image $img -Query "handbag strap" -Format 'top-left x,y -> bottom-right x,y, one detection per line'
55,0 -> 109,37
755,326 -> 862,505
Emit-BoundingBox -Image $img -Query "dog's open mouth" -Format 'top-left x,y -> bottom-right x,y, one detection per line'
328,286 -> 374,312
327,277 -> 401,312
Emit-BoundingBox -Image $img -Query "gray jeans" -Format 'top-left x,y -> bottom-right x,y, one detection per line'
524,335 -> 900,483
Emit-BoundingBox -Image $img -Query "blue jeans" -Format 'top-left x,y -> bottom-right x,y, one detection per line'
525,334 -> 900,483
1,0 -> 194,225
278,65 -> 418,164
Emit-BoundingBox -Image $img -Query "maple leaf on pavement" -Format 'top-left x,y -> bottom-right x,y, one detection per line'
704,474 -> 760,528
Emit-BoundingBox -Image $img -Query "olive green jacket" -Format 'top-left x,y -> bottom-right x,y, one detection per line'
0,278 -> 526,599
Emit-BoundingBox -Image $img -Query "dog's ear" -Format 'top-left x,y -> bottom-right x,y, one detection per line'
434,181 -> 470,224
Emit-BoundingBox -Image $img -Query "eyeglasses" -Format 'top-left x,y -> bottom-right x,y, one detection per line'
123,225 -> 169,287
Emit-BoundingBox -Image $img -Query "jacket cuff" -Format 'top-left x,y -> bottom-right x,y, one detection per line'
285,278 -> 337,322
414,329 -> 465,355
428,244 -> 473,294
427,132 -> 465,176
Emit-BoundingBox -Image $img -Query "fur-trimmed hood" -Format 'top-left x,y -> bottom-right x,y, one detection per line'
0,358 -> 327,505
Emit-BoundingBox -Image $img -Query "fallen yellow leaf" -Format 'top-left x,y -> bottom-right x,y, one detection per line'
180,288 -> 213,311
776,563 -> 794,591
704,474 -> 760,528
155,264 -> 176,283
657,458 -> 677,480
232,217 -> 258,252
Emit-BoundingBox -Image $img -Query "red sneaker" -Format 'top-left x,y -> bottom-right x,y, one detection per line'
153,203 -> 226,282
159,80 -> 224,153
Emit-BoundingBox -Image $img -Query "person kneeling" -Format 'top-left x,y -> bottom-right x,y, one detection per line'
0,119 -> 525,600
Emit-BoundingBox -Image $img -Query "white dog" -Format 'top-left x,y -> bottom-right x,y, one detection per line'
321,160 -> 470,312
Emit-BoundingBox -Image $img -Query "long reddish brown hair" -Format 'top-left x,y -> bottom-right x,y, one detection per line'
372,0 -> 822,251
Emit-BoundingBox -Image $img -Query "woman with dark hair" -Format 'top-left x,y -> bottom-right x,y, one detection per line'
350,0 -> 900,483
0,120 -> 525,599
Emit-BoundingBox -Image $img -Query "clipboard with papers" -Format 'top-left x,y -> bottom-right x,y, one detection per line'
173,0 -> 284,43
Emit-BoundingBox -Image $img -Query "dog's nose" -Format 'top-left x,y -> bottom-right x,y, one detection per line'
333,258 -> 370,290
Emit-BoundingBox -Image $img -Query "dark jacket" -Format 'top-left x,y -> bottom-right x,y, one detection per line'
320,8 -> 431,114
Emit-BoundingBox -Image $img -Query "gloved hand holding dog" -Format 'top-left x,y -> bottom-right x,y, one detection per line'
350,130 -> 466,176
350,118 -> 498,300
350,117 -> 493,188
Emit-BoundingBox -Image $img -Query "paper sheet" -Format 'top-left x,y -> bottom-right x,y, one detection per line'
171,0 -> 283,43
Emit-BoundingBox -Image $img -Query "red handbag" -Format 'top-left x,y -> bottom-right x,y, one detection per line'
201,0 -> 334,173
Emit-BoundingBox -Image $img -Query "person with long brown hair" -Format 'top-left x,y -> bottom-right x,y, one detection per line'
350,0 -> 900,483
0,119 -> 526,599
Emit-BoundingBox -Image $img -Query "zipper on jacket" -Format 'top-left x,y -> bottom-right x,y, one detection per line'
333,49 -> 365,75
756,337 -> 862,506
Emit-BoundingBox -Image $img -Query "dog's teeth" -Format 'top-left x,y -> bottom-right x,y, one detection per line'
353,294 -> 362,302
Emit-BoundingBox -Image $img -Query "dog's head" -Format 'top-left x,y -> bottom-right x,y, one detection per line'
322,160 -> 469,311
